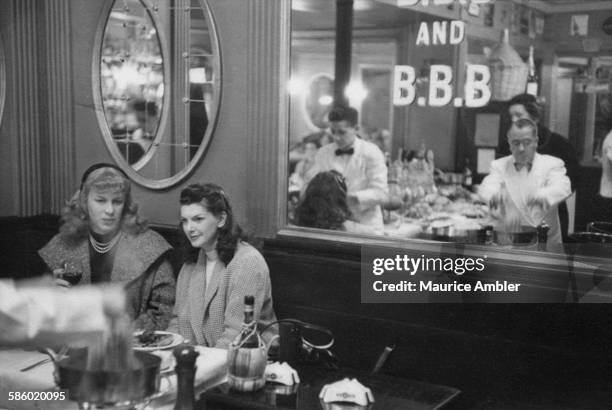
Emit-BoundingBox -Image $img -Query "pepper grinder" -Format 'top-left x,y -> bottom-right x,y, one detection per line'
173,345 -> 200,410
537,223 -> 549,251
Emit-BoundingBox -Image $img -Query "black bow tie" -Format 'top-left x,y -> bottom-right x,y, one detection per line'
335,147 -> 354,156
514,162 -> 532,172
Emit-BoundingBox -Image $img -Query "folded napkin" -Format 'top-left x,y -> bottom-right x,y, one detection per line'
319,377 -> 374,406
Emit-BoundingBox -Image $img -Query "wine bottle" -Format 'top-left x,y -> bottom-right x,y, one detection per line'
526,45 -> 538,97
240,295 -> 259,348
462,158 -> 473,189
174,345 -> 199,410
227,295 -> 267,392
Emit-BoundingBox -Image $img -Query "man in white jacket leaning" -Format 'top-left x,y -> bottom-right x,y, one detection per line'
479,118 -> 572,244
304,105 -> 388,232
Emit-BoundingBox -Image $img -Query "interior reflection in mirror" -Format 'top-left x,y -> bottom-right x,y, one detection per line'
101,0 -> 163,166
305,74 -> 333,130
287,0 -> 481,242
95,0 -> 220,189
287,0 -> 595,250
288,0 -> 398,232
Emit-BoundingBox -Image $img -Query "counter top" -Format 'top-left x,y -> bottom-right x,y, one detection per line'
201,365 -> 460,410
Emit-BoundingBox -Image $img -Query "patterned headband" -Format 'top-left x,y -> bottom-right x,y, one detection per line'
80,163 -> 128,190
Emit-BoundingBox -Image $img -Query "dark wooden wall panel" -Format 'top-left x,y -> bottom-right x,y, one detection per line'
263,237 -> 612,405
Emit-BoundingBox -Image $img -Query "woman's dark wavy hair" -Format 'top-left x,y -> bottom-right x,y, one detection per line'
179,183 -> 248,266
295,171 -> 350,230
59,166 -> 147,243
507,93 -> 544,123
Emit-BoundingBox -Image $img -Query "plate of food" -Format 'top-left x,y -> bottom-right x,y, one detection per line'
133,330 -> 184,352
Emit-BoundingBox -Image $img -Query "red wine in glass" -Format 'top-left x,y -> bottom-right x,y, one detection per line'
62,262 -> 83,285
63,271 -> 83,285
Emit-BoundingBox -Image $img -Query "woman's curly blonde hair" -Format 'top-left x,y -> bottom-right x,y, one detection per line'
58,165 -> 148,243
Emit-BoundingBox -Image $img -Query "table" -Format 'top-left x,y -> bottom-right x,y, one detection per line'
201,365 -> 460,410
0,346 -> 227,410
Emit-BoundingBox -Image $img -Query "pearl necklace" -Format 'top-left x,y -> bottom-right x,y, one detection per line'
89,232 -> 122,254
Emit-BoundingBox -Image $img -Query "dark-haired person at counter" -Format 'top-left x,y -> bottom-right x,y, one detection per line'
167,183 -> 277,348
479,119 -> 572,244
38,163 -> 176,331
507,93 -> 580,241
296,170 -> 380,235
304,105 -> 388,232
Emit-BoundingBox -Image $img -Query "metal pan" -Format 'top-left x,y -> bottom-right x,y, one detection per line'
493,226 -> 538,246
54,348 -> 161,405
428,224 -> 487,244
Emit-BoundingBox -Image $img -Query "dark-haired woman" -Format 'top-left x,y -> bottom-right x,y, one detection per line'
167,183 -> 277,348
296,171 -> 380,235
38,163 -> 176,330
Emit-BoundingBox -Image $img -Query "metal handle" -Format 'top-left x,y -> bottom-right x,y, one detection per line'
20,357 -> 52,372
371,344 -> 395,374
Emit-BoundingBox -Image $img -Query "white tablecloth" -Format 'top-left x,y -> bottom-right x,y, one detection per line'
0,346 -> 227,410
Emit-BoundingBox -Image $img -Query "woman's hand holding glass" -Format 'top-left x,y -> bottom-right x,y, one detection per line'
53,261 -> 83,288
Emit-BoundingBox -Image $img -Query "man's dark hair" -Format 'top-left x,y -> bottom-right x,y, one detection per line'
507,93 -> 543,123
328,105 -> 358,126
508,117 -> 538,138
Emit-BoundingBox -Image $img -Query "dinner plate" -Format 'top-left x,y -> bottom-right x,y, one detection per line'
133,331 -> 184,352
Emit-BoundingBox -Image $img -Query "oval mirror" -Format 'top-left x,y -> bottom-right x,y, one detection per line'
94,0 -> 221,189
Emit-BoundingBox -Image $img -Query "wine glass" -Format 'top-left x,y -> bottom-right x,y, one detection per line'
383,180 -> 403,224
61,261 -> 83,285
401,186 -> 413,224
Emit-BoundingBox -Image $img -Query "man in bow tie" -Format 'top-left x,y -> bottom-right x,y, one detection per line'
304,105 -> 388,231
479,118 -> 571,244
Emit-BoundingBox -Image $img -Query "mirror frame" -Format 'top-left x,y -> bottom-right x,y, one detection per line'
92,0 -> 222,189
0,35 -> 5,127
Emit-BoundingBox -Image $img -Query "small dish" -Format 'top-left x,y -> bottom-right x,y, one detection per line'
133,331 -> 184,352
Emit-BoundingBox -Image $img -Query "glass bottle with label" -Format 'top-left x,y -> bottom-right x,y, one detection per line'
239,295 -> 259,348
526,45 -> 538,97
462,158 -> 473,189
227,295 -> 267,392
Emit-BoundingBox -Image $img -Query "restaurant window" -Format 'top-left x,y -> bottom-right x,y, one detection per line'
285,0 -> 612,256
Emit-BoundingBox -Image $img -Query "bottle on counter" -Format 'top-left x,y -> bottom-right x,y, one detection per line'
173,344 -> 200,410
526,45 -> 538,97
383,178 -> 403,224
462,158 -> 473,189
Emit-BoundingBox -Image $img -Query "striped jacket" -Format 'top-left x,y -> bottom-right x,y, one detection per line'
167,242 -> 277,348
